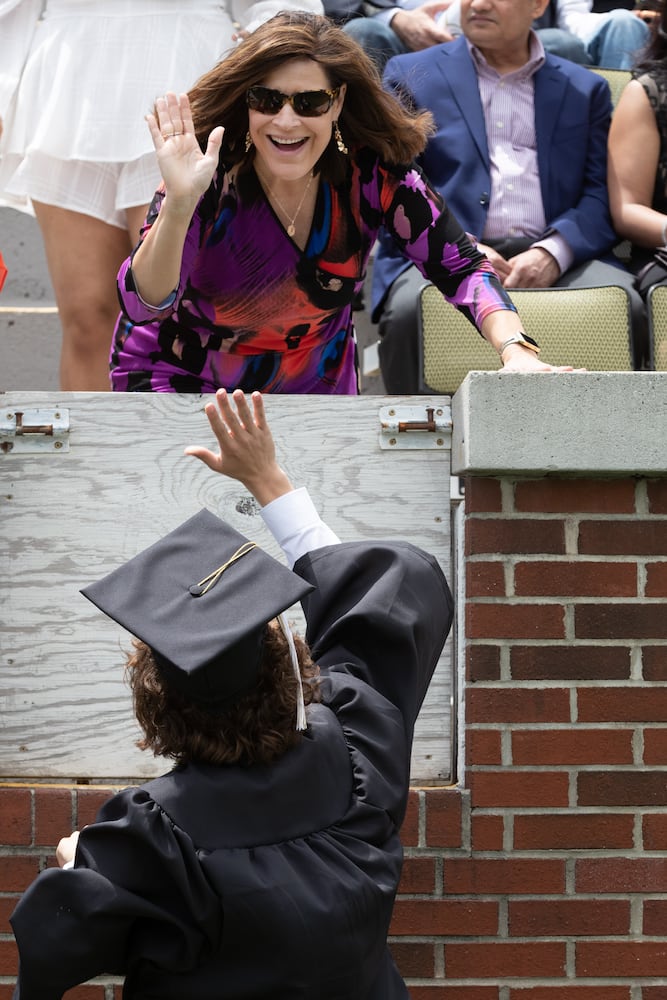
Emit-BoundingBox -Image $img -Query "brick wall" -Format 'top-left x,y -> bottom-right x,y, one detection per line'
392,475 -> 667,998
2,473 -> 667,997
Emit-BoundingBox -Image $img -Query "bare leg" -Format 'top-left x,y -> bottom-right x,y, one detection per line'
32,202 -> 147,391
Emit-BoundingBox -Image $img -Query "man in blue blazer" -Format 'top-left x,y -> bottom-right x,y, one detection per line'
371,0 -> 646,391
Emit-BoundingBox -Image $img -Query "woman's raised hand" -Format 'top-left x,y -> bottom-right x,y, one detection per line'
146,91 -> 223,209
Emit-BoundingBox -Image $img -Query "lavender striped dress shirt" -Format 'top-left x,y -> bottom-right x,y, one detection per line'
469,33 -> 573,274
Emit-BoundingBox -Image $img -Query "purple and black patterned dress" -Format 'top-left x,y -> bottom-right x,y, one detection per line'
110,146 -> 516,393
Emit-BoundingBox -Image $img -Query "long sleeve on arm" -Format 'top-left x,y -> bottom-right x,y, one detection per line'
10,788 -> 220,1000
294,540 -> 454,743
260,487 -> 341,567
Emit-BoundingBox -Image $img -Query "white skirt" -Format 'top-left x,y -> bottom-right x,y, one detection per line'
0,0 -> 236,220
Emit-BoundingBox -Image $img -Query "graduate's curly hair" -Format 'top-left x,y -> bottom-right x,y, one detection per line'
126,623 -> 320,766
186,10 -> 434,184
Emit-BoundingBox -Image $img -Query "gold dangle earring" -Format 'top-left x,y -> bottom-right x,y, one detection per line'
333,121 -> 348,155
245,131 -> 253,153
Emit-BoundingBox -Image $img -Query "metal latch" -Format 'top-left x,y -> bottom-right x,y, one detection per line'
379,403 -> 451,450
0,408 -> 70,454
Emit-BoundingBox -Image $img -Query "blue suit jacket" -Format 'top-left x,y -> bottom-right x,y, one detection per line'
371,36 -> 617,318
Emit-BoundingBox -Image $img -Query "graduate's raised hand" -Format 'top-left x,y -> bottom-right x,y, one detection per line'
185,389 -> 294,506
147,92 -> 223,210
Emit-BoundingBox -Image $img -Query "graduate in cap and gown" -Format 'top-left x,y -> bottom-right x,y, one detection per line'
10,389 -> 454,1000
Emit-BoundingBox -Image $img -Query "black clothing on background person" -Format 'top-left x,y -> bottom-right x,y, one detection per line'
10,535 -> 453,999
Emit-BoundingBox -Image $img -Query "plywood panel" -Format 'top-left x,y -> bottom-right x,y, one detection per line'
1,392 -> 453,782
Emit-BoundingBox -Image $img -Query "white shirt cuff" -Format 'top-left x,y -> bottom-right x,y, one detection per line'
260,487 -> 340,567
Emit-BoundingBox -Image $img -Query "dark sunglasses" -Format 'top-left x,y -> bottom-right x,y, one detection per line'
246,86 -> 340,118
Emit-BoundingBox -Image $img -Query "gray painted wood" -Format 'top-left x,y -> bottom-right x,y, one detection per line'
1,392 -> 453,782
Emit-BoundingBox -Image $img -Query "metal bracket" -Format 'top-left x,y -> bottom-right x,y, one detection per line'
0,408 -> 70,454
379,403 -> 452,450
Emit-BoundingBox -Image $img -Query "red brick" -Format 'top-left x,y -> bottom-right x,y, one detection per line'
512,728 -> 634,766
467,603 -> 565,640
644,812 -> 667,850
644,646 -> 667,681
509,990 -> 630,1000
399,856 -> 436,895
0,939 -> 18,977
514,479 -> 636,514
643,988 -> 667,1000
578,686 -> 667,723
577,940 -> 667,977
470,771 -> 569,809
468,687 -> 570,724
389,941 -> 435,979
644,899 -> 667,935
576,858 -> 667,893
444,941 -> 565,978
467,519 -> 565,556
34,787 -> 74,846
63,988 -> 108,999
411,990 -> 497,1000
575,603 -> 667,639
646,562 -> 667,597
471,813 -> 505,851
463,478 -> 502,513
511,645 -> 631,680
400,790 -> 420,847
578,771 -> 667,807
444,858 -> 565,895
579,520 -> 667,555
515,560 -> 637,597
0,896 -> 17,935
514,813 -> 634,851
76,788 -> 115,828
467,729 -> 502,766
509,898 -> 630,936
391,898 -> 498,936
0,991 -> 110,1000
0,854 -> 40,892
467,561 -> 506,597
644,728 -> 667,765
0,789 -> 31,846
467,644 -> 501,681
647,479 -> 667,514
424,788 -> 464,848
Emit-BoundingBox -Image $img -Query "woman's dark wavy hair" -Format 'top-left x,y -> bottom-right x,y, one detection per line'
187,10 -> 434,184
635,2 -> 667,72
126,622 -> 320,766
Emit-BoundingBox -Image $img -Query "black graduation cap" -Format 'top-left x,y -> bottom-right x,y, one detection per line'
81,509 -> 314,708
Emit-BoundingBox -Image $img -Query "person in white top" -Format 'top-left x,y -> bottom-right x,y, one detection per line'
539,0 -> 649,68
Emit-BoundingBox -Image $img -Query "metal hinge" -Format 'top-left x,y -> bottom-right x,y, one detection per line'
0,408 -> 70,454
379,403 -> 452,450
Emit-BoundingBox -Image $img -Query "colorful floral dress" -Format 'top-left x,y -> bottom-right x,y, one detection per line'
111,147 -> 516,393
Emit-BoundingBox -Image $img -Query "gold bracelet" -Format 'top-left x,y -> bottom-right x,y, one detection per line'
498,333 -> 541,358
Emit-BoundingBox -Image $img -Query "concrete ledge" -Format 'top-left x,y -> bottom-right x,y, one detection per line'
451,371 -> 667,477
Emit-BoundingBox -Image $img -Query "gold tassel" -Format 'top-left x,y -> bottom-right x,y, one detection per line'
244,131 -> 253,153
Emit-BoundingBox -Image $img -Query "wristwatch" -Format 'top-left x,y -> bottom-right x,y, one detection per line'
498,333 -> 540,358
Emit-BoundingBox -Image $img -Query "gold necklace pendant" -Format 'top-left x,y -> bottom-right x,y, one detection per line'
269,172 -> 314,238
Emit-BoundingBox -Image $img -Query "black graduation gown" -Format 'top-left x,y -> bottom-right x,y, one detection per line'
11,540 -> 453,1000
